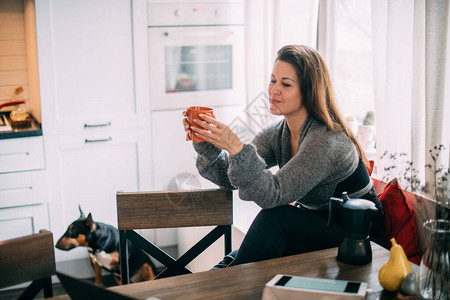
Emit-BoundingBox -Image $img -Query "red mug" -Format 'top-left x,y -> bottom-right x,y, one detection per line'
186,106 -> 215,142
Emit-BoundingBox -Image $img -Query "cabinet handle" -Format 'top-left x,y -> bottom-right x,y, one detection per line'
84,122 -> 111,128
164,29 -> 234,38
85,137 -> 112,143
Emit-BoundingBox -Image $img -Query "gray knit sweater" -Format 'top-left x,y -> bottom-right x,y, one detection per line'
193,116 -> 369,210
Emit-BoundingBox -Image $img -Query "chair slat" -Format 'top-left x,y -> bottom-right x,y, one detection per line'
117,189 -> 232,230
0,230 -> 56,289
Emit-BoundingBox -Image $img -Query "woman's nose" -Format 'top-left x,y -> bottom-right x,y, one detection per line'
270,84 -> 281,95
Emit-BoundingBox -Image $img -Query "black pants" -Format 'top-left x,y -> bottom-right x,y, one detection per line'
227,205 -> 344,266
214,188 -> 386,268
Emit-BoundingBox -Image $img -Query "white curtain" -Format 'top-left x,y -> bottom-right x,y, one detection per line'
244,0 -> 319,107
371,0 -> 450,200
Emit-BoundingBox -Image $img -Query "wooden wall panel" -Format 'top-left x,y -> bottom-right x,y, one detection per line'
0,13 -> 23,25
0,0 -> 23,12
0,24 -> 25,40
0,3 -> 29,102
0,86 -> 29,101
0,70 -> 28,86
0,56 -> 27,71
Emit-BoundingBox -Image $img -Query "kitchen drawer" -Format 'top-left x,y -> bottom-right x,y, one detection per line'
0,217 -> 33,241
0,136 -> 45,173
0,171 -> 47,208
0,170 -> 49,241
57,129 -> 138,150
0,203 -> 49,241
0,218 -> 33,241
0,188 -> 33,208
55,114 -> 139,136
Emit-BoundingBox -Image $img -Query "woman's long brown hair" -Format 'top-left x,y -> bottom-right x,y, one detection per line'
276,45 -> 369,168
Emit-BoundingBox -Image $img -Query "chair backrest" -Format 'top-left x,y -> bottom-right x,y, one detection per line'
117,189 -> 233,230
116,189 -> 233,282
0,229 -> 56,289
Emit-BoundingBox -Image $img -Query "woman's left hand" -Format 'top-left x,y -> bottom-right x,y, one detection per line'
191,114 -> 244,156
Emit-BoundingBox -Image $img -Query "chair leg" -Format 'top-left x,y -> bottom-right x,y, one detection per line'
119,230 -> 130,285
43,277 -> 53,298
224,225 -> 232,255
18,279 -> 44,300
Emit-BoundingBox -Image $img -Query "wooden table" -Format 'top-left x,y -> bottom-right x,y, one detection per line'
52,243 -> 399,300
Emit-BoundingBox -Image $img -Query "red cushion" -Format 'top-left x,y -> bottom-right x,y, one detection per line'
367,160 -> 374,176
377,178 -> 422,264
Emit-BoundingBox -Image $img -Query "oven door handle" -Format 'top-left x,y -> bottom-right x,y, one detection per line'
164,29 -> 235,38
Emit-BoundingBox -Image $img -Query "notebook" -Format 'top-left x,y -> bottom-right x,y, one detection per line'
57,272 -> 162,300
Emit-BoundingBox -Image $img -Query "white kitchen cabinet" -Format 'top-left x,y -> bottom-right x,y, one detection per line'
43,126 -> 154,263
0,161 -> 49,242
0,136 -> 45,174
36,0 -> 150,136
57,130 -> 139,226
45,128 -> 154,263
34,0 -> 155,264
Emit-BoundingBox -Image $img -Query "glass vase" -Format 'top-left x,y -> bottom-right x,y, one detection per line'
419,219 -> 450,300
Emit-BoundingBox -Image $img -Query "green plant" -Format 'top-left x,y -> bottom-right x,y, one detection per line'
362,111 -> 375,125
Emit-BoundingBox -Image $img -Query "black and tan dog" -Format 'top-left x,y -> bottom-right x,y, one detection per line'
55,206 -> 156,285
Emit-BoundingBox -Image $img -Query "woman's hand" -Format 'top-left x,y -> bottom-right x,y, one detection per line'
189,114 -> 244,156
182,111 -> 192,141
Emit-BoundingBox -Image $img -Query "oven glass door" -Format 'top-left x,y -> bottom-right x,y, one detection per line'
165,45 -> 232,94
149,26 -> 245,111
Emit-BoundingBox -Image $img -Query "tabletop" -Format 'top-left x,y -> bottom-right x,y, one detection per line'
52,242 -> 399,300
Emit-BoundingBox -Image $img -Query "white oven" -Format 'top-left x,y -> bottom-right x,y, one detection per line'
148,1 -> 245,111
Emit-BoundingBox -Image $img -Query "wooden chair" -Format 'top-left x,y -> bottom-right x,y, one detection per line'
117,189 -> 233,283
0,229 -> 56,299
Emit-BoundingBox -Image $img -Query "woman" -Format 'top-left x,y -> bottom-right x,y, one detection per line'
182,45 -> 386,266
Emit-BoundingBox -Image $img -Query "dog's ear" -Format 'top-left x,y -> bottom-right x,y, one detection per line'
79,205 -> 86,219
86,213 -> 94,231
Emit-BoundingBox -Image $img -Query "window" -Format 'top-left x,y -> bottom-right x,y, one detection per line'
318,0 -> 376,160
319,0 -> 374,124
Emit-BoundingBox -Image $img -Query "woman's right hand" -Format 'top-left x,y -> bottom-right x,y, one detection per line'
182,111 -> 192,141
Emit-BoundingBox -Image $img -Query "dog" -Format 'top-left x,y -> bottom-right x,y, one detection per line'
55,206 -> 157,285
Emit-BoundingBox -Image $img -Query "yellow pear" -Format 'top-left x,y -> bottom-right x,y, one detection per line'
378,238 -> 414,292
